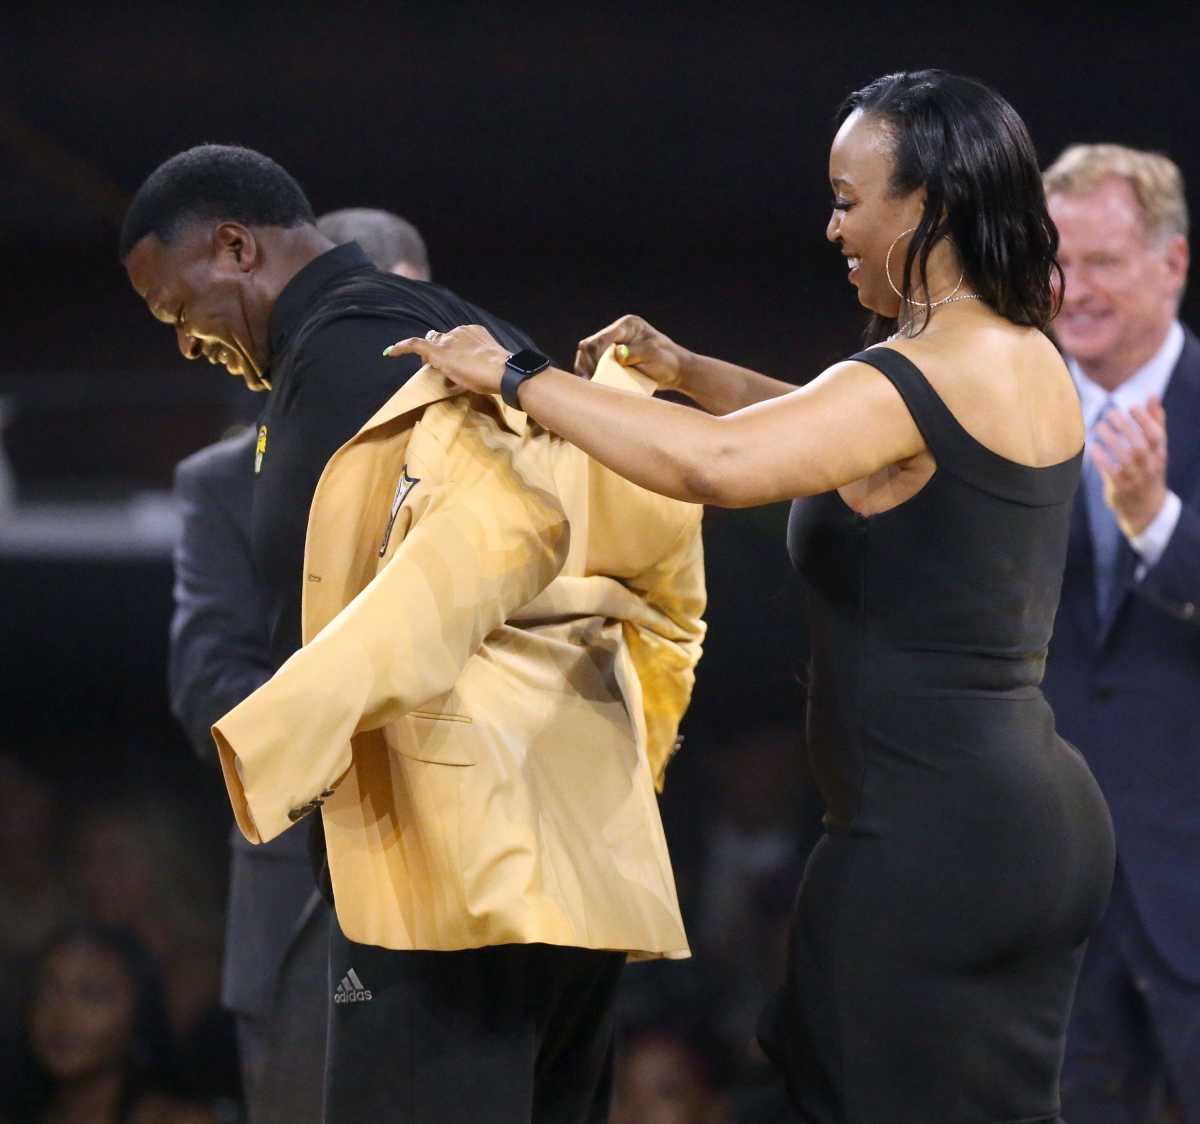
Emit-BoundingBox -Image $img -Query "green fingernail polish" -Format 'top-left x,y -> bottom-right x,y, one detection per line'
617,344 -> 630,361
381,346 -> 392,357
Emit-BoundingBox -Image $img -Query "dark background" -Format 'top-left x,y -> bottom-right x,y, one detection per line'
2,0 -> 1197,872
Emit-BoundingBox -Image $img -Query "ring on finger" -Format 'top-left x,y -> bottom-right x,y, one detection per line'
425,329 -> 439,341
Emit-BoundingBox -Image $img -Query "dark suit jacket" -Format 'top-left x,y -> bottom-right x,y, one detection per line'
171,429 -> 324,1018
1042,325 -> 1200,983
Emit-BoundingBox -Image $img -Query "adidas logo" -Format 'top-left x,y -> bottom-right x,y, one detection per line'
333,968 -> 373,1004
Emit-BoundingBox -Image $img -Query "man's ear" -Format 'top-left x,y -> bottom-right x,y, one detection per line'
212,222 -> 259,274
1164,232 -> 1190,299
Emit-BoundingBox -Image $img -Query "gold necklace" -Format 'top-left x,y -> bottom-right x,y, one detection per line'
893,292 -> 983,337
931,292 -> 984,309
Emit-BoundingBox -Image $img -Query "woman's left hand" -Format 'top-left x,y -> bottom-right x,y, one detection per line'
382,324 -> 510,394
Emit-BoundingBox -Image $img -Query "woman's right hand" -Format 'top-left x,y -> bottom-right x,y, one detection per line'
574,314 -> 690,391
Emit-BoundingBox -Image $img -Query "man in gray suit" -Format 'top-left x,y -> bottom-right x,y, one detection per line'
169,210 -> 431,1124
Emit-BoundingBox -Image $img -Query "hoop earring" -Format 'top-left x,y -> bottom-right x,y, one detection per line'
884,227 -> 915,301
885,227 -> 965,308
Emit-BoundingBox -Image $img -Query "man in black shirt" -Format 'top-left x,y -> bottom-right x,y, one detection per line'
123,146 -> 533,672
121,145 -> 553,1121
167,207 -> 439,1124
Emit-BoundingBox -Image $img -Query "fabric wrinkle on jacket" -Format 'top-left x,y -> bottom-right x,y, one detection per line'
214,350 -> 706,960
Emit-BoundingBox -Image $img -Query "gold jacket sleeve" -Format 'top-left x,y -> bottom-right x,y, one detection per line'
213,434 -> 570,844
621,510 -> 706,791
582,353 -> 707,789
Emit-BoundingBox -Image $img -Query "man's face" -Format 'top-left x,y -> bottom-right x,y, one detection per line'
1049,178 -> 1187,377
125,224 -> 271,391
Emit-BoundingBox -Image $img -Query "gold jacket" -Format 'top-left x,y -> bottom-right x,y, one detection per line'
213,351 -> 705,958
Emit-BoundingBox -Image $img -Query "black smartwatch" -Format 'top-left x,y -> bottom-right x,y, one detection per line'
500,348 -> 551,410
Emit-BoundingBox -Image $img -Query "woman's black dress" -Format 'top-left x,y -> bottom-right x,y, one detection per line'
760,348 -> 1115,1124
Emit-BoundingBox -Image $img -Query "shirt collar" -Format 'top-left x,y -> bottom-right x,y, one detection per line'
1069,321 -> 1185,429
267,241 -> 374,360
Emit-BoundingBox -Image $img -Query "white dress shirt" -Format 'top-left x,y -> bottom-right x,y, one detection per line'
1068,320 -> 1184,572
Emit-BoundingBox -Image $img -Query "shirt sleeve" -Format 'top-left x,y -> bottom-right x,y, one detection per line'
1131,490 -> 1182,574
1133,494 -> 1200,623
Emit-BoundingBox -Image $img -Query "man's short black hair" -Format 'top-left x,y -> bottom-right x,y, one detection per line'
119,144 -> 316,261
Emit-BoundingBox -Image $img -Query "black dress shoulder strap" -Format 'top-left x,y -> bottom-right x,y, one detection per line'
848,346 -> 1081,506
848,346 -> 965,462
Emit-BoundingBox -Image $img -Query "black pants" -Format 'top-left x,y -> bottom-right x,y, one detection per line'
325,924 -> 624,1123
237,901 -> 330,1124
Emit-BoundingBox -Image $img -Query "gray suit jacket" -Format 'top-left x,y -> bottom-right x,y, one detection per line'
171,429 -> 326,1017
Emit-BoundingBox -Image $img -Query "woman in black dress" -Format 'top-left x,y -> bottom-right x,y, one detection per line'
388,69 -> 1116,1123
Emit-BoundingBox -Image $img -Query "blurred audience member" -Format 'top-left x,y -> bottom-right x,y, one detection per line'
0,758 -> 75,1086
315,208 -> 431,279
0,758 -> 71,960
1043,144 -> 1200,1123
610,1022 -> 732,1124
691,725 -> 816,1044
70,796 -> 238,1107
3,924 -> 218,1124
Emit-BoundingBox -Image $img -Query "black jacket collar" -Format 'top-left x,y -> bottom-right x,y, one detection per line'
268,241 -> 373,360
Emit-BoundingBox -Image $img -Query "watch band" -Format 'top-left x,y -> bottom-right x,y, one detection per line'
500,349 -> 551,410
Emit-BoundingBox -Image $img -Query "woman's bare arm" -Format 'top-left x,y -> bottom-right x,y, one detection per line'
668,352 -> 797,415
574,314 -> 795,415
518,362 -> 921,506
386,326 -> 925,508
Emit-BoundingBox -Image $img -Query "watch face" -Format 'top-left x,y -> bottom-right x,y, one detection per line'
506,348 -> 550,376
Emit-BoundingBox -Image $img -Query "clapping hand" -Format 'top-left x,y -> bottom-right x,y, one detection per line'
1090,397 -> 1169,538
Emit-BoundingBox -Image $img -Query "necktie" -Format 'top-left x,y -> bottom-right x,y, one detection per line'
1084,398 -> 1122,619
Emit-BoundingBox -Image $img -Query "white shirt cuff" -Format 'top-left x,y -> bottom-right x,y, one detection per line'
1130,490 -> 1182,572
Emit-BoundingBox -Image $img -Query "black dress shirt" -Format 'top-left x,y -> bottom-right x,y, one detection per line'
250,242 -> 535,671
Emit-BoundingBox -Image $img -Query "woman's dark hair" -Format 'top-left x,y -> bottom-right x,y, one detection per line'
5,924 -> 180,1124
839,69 -> 1063,343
